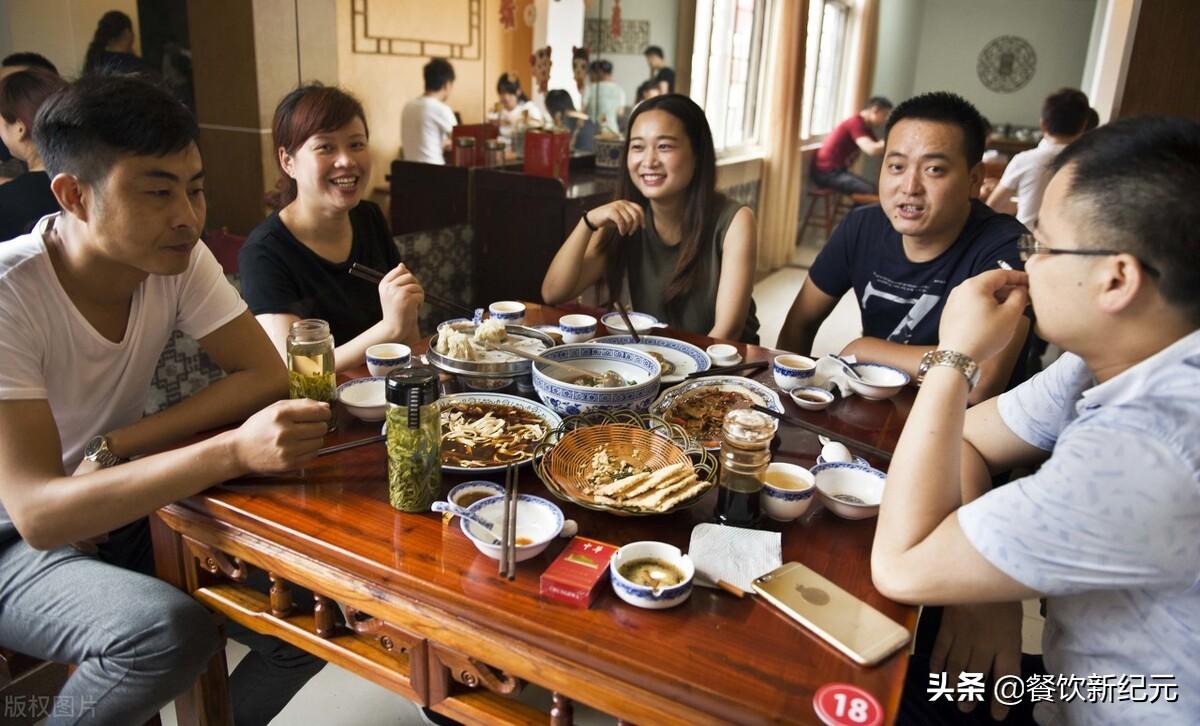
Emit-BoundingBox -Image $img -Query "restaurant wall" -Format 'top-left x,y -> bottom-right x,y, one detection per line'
0,0 -> 141,77
871,0 -> 1096,128
590,0 -> 678,103
333,0 -> 508,192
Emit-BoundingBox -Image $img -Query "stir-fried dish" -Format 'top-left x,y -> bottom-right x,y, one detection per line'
666,389 -> 756,445
440,402 -> 549,468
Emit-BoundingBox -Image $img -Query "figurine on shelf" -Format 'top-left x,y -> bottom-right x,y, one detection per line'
530,46 -> 553,97
572,46 -> 589,93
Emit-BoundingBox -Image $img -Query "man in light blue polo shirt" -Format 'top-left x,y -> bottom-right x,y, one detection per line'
872,116 -> 1200,725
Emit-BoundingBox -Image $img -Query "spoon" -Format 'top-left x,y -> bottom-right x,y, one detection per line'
430,501 -> 502,545
829,354 -> 862,381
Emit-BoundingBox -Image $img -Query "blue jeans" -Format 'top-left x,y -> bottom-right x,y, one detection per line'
811,166 -> 877,196
0,520 -> 325,725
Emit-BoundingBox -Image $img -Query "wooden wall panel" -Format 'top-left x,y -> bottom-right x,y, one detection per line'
1117,0 -> 1200,120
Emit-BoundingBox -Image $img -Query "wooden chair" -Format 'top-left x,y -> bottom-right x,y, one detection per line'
798,187 -> 852,244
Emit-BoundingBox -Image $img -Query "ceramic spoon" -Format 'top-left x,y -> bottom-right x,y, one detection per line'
431,501 -> 502,545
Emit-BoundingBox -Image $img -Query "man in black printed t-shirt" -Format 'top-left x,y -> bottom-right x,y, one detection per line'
779,91 -> 1031,405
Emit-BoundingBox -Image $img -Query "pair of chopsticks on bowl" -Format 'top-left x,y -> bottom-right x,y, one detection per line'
348,263 -> 477,319
498,462 -> 519,579
611,301 -> 641,344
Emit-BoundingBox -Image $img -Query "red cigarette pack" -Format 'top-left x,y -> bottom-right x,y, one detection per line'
539,537 -> 618,608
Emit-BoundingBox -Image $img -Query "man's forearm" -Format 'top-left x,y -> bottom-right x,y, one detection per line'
108,365 -> 286,459
839,337 -> 932,379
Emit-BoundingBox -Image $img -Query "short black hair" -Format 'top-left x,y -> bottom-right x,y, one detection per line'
1084,107 -> 1100,132
545,89 -> 575,118
1042,88 -> 1090,137
424,58 -> 455,92
865,96 -> 893,111
2,52 -> 58,75
884,91 -> 987,167
1052,116 -> 1200,325
644,46 -> 664,59
34,73 -> 198,183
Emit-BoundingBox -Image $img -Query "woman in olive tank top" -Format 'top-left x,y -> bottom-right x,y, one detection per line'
541,94 -> 759,343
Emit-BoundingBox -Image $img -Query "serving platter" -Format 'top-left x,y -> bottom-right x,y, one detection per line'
435,393 -> 562,473
650,376 -> 785,449
593,335 -> 711,383
424,323 -> 555,380
532,410 -> 718,516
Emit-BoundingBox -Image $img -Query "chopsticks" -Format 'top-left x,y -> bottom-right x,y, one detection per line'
348,263 -> 478,319
316,434 -> 386,457
686,360 -> 769,379
614,301 -> 641,344
499,462 -> 518,580
750,404 -> 893,463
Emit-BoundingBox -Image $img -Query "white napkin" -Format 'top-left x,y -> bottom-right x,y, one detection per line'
687,523 -> 782,592
810,353 -> 858,397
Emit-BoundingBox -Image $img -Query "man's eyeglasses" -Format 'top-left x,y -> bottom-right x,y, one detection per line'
1017,234 -> 1159,277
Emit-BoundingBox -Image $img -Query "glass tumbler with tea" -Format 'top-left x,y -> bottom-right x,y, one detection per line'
715,408 -> 777,527
287,319 -> 337,429
385,367 -> 441,512
453,136 -> 476,167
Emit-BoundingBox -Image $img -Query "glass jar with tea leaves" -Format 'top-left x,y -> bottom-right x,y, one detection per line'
715,408 -> 777,527
385,367 -> 441,512
287,319 -> 337,429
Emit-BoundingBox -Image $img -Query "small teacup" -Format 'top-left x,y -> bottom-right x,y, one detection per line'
760,462 -> 816,522
706,343 -> 741,366
558,314 -> 597,343
489,301 -> 526,326
772,354 -> 816,391
366,343 -> 411,378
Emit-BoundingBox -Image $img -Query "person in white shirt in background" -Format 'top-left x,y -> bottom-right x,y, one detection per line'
400,58 -> 457,165
489,72 -> 543,145
987,88 -> 1090,227
582,60 -> 626,135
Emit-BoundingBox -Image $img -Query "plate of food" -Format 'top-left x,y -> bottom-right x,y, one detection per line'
593,335 -> 711,383
436,393 -> 562,472
532,411 -> 718,516
650,376 -> 784,449
425,319 -> 555,382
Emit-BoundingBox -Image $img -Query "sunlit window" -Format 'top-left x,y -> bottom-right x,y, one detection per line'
801,0 -> 852,139
692,0 -> 773,152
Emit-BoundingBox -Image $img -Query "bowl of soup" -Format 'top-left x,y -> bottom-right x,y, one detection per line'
531,343 -> 662,416
609,541 -> 694,609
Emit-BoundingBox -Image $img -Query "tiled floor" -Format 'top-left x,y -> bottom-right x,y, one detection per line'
160,236 -> 1042,725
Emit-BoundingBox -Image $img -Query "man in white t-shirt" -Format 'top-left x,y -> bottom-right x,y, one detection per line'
0,75 -> 331,725
401,57 -> 457,165
987,88 -> 1090,227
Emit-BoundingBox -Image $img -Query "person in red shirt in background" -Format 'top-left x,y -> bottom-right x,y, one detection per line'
811,96 -> 893,195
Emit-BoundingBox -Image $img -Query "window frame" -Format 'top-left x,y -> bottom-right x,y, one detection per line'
801,0 -> 856,143
691,0 -> 775,157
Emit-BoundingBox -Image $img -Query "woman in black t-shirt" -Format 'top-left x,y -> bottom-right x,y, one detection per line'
239,84 -> 424,371
0,67 -> 67,241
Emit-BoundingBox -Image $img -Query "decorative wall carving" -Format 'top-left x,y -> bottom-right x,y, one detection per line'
977,36 -> 1037,93
583,18 -> 650,55
351,0 -> 482,60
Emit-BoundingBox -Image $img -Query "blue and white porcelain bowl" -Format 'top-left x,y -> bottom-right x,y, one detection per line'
460,494 -> 564,562
488,301 -> 526,326
600,311 -> 662,335
609,541 -> 694,610
531,343 -> 661,416
446,480 -> 505,508
337,376 -> 387,421
772,354 -> 817,391
812,461 -> 886,519
789,386 -> 835,411
761,462 -> 816,522
847,363 -> 910,401
366,343 -> 411,378
557,314 -> 597,343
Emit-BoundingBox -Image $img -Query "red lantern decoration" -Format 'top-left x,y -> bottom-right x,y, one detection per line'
611,0 -> 622,39
499,0 -> 516,30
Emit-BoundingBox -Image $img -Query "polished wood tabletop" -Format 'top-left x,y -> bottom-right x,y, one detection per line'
154,303 -> 917,725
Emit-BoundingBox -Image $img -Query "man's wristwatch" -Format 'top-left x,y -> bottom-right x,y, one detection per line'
918,350 -> 981,391
83,435 -> 125,468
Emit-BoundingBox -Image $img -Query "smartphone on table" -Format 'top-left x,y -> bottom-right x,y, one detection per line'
752,562 -> 910,666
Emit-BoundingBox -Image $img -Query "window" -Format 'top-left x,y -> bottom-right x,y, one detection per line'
691,0 -> 773,153
801,0 -> 853,140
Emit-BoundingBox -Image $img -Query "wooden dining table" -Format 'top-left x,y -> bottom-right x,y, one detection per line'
151,303 -> 918,725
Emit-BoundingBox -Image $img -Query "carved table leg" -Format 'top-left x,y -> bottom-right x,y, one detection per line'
551,692 -> 574,726
313,594 -> 336,638
268,573 -> 293,617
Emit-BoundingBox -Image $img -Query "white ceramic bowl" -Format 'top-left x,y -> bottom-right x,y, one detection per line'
847,363 -> 910,401
558,314 -> 597,343
446,480 -> 505,508
706,343 -> 741,366
489,301 -> 526,326
601,311 -> 661,334
760,462 -> 816,521
531,343 -> 661,416
789,386 -> 835,411
609,541 -> 694,609
460,494 -> 564,562
366,343 -> 411,378
812,462 -> 886,519
772,354 -> 817,391
337,377 -> 387,421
